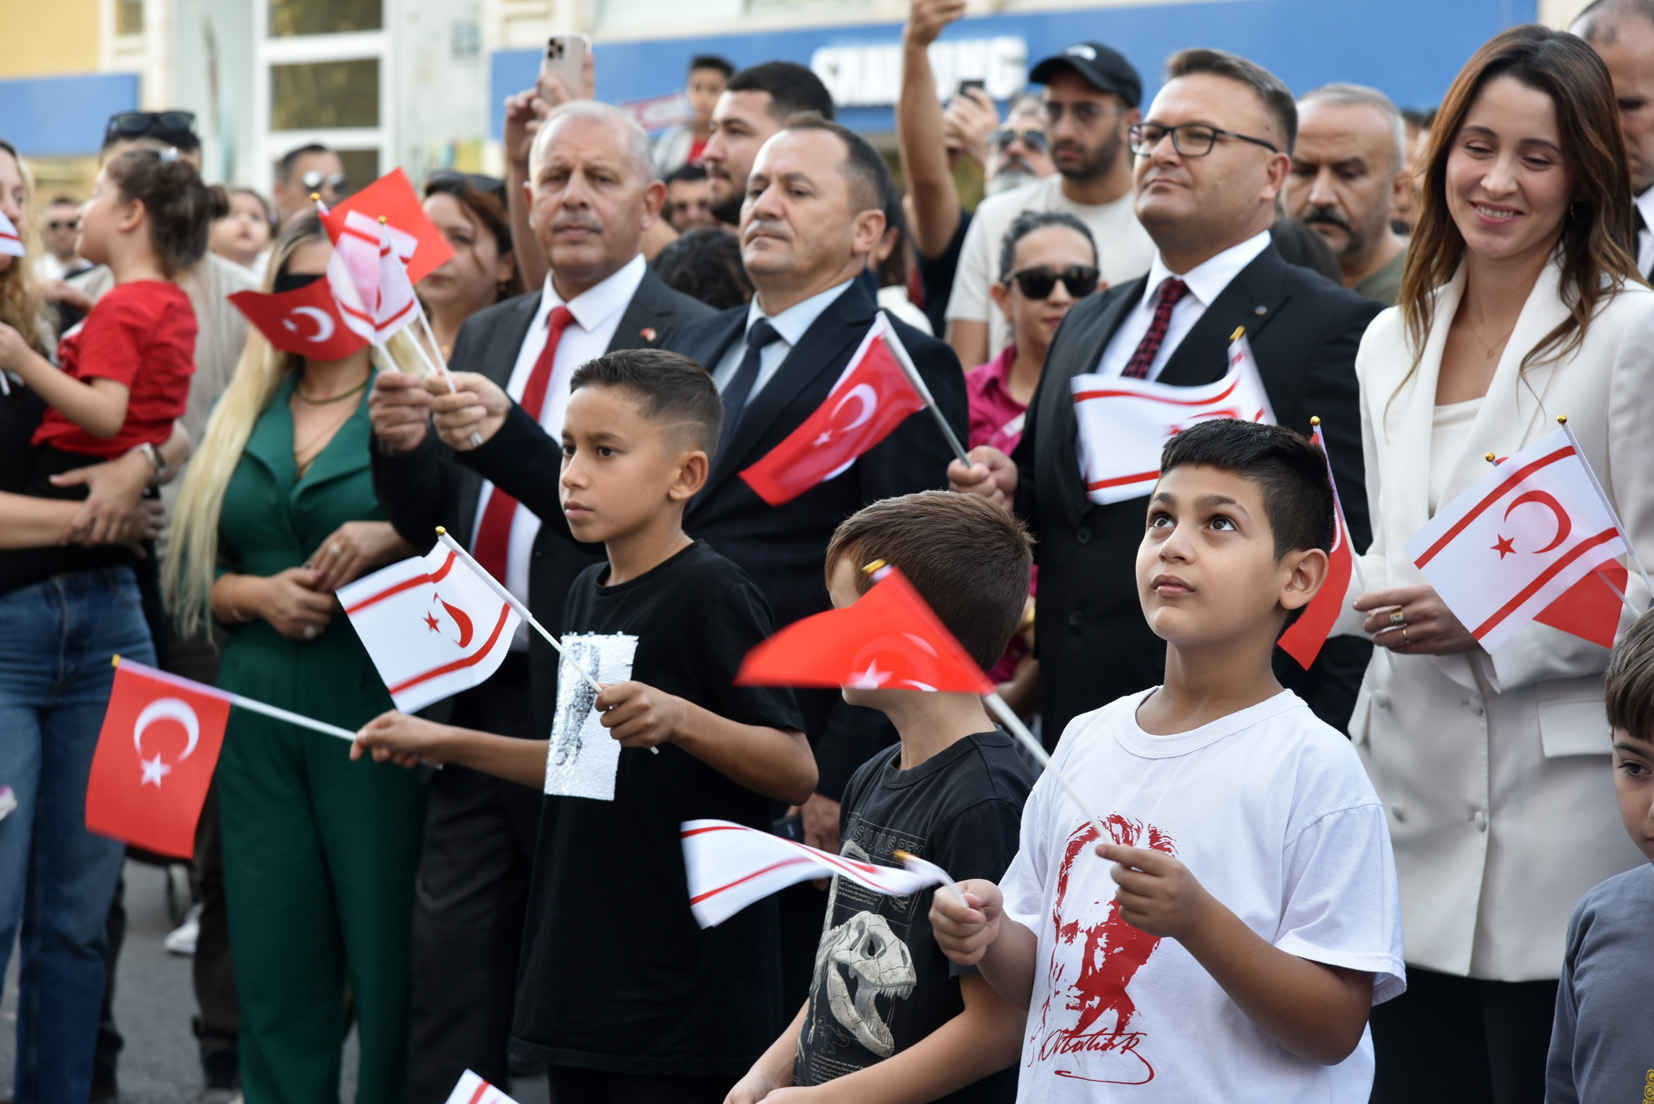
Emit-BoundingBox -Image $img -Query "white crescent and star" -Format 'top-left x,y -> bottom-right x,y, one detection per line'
133,697 -> 202,788
816,384 -> 878,447
281,305 -> 336,343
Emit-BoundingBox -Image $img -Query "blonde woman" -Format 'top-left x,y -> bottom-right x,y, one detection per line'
167,210 -> 425,1103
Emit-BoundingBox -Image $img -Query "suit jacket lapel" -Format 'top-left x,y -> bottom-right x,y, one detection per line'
1157,248 -> 1292,388
606,268 -> 677,352
1044,280 -> 1142,531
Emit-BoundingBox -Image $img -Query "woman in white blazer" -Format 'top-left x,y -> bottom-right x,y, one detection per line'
1334,27 -> 1654,1104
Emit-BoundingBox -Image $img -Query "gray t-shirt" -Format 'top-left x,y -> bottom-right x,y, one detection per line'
1545,863 -> 1654,1103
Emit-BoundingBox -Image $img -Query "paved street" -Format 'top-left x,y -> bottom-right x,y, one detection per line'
0,859 -> 551,1103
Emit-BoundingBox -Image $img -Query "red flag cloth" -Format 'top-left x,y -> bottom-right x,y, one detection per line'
86,660 -> 233,859
1534,561 -> 1629,649
738,322 -> 926,507
321,168 -> 453,283
1278,424 -> 1355,669
736,567 -> 993,694
229,279 -> 370,360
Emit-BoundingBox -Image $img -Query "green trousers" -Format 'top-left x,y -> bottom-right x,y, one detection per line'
219,713 -> 426,1104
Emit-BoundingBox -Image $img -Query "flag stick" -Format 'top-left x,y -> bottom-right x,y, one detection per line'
876,310 -> 972,468
981,692 -> 1109,846
112,654 -> 354,742
894,849 -> 967,907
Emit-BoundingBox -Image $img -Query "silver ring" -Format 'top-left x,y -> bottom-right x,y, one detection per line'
327,542 -> 343,559
303,625 -> 319,640
1388,610 -> 1407,628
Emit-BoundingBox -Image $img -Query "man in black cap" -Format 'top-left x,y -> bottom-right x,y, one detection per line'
943,40 -> 1155,369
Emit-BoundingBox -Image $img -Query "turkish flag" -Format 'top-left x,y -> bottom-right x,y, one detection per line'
321,168 -> 452,284
1278,424 -> 1355,669
336,541 -> 521,712
86,660 -> 232,859
230,280 -> 369,360
738,321 -> 927,507
736,567 -> 993,695
1405,427 -> 1630,652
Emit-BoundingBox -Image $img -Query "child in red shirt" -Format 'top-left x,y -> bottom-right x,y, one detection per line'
0,147 -> 225,489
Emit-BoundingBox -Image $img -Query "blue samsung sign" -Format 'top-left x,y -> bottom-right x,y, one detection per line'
491,0 -> 1537,139
0,73 -> 141,157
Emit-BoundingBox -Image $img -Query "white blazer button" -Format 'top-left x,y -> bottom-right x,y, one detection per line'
1472,809 -> 1488,831
1469,698 -> 1485,717
1374,692 -> 1391,710
1390,803 -> 1406,823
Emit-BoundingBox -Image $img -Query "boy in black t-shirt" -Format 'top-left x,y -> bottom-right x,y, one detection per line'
727,491 -> 1037,1104
353,349 -> 815,1103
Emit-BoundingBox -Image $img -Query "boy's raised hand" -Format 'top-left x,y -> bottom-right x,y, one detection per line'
929,878 -> 1005,965
1096,842 -> 1216,941
353,710 -> 446,768
594,681 -> 685,749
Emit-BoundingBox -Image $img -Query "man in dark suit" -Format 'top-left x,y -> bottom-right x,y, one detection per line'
953,48 -> 1382,743
426,114 -> 966,1005
365,99 -> 709,1104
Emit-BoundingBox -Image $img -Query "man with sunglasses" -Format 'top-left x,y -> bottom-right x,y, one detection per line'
950,48 -> 1381,745
943,40 -> 1156,371
271,142 -> 346,223
36,197 -> 87,283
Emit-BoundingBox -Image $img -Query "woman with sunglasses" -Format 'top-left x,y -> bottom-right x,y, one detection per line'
418,170 -> 523,361
166,210 -> 425,1104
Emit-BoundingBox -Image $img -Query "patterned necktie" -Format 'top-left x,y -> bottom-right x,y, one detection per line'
472,305 -> 577,581
716,317 -> 780,461
1121,277 -> 1190,380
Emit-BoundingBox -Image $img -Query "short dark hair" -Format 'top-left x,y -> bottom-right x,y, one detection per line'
1158,419 -> 1334,563
653,227 -> 753,311
1400,106 -> 1436,131
689,54 -> 735,80
780,112 -> 891,215
276,143 -> 333,183
726,61 -> 836,123
1605,609 -> 1654,742
997,210 -> 1096,281
104,149 -> 229,278
569,348 -> 724,457
1165,48 -> 1297,155
825,491 -> 1034,671
665,162 -> 709,185
48,194 -> 82,209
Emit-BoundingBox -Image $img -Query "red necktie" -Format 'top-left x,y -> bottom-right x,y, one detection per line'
472,305 -> 577,581
1121,277 -> 1190,379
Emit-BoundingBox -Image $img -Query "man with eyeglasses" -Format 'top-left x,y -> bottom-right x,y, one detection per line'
271,142 -> 346,223
951,47 -> 1381,744
943,40 -> 1156,371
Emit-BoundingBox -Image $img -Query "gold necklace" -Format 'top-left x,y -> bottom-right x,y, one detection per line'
294,376 -> 370,404
292,400 -> 358,476
1464,314 -> 1514,359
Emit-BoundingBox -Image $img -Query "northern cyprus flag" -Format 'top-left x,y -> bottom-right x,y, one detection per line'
0,210 -> 23,257
1404,425 -> 1630,653
442,1070 -> 521,1104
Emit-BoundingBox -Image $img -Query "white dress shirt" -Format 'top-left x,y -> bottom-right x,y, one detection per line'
1635,186 -> 1654,278
711,278 -> 856,402
472,252 -> 647,648
1094,229 -> 1273,381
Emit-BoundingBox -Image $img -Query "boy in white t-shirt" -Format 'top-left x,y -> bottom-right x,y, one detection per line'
931,419 -> 1405,1102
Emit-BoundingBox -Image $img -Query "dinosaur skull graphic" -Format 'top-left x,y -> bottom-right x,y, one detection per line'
815,911 -> 916,1056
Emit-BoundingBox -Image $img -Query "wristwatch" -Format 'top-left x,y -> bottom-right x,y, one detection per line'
136,442 -> 166,485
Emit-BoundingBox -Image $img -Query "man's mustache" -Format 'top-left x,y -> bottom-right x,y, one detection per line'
1301,205 -> 1351,233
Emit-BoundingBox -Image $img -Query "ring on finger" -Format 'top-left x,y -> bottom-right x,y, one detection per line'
1402,626 -> 1410,646
1389,610 -> 1407,627
303,624 -> 318,640
328,542 -> 344,559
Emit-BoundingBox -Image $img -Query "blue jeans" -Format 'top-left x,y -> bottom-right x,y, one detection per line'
0,567 -> 155,1104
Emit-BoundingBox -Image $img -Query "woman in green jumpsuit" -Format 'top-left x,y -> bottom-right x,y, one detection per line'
167,211 -> 425,1103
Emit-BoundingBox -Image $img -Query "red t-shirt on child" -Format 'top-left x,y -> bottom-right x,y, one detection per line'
32,279 -> 197,457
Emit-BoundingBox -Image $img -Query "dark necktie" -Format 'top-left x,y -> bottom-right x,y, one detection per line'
717,318 -> 780,460
1122,277 -> 1190,380
1636,207 -> 1652,282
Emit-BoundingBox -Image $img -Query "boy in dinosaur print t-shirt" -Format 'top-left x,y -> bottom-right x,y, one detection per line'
727,491 -> 1040,1103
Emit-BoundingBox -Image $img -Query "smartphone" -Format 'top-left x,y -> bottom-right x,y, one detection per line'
540,32 -> 591,96
957,78 -> 987,98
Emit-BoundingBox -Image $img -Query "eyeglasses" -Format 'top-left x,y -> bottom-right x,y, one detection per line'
425,169 -> 508,205
991,125 -> 1049,156
300,170 -> 348,193
104,111 -> 197,146
1005,264 -> 1099,300
1127,122 -> 1278,158
47,220 -> 80,232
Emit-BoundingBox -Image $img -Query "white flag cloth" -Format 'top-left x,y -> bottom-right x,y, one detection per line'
336,542 -> 521,712
442,1070 -> 521,1104
327,210 -> 419,343
1070,331 -> 1275,505
0,210 -> 24,257
682,819 -> 946,928
1403,426 -> 1629,653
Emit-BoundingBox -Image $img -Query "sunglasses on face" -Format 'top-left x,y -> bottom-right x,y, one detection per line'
1005,264 -> 1099,300
991,125 -> 1050,156
104,111 -> 197,148
300,170 -> 348,193
425,169 -> 509,205
47,220 -> 80,232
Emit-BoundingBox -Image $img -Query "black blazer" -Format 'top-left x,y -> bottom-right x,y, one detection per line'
1015,243 -> 1382,741
463,280 -> 968,798
370,265 -> 713,727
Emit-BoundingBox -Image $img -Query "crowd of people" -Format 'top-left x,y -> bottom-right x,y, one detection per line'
2,0 -> 1654,1102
